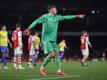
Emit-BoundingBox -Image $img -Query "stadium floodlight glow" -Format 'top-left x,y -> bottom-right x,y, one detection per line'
91,10 -> 95,14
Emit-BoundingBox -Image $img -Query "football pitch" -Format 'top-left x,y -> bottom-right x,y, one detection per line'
0,61 -> 107,80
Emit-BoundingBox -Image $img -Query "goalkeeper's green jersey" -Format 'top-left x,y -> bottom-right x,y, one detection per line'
29,13 -> 76,41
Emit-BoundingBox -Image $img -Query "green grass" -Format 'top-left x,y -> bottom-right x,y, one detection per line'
0,61 -> 107,80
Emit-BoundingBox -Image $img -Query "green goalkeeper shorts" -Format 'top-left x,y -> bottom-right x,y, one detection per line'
42,41 -> 58,54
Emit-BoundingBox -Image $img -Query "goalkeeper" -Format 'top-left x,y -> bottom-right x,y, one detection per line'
24,5 -> 85,76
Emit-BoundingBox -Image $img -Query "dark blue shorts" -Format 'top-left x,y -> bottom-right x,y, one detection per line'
0,46 -> 9,54
35,49 -> 39,55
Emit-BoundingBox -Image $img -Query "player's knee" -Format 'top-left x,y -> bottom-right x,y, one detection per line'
3,53 -> 8,57
54,52 -> 60,57
31,55 -> 34,58
17,54 -> 21,57
14,54 -> 17,57
49,53 -> 53,57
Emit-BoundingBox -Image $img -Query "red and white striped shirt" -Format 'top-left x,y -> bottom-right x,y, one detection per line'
28,35 -> 34,50
80,35 -> 91,49
12,30 -> 22,48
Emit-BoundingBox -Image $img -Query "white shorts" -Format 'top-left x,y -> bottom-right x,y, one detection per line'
81,48 -> 89,57
14,47 -> 23,55
29,49 -> 35,55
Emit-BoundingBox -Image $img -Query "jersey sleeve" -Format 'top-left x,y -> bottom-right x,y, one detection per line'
12,32 -> 14,41
81,38 -> 85,44
18,31 -> 22,37
38,37 -> 40,43
57,15 -> 77,21
64,43 -> 67,48
0,31 -> 1,37
6,31 -> 8,37
58,43 -> 61,47
86,36 -> 92,47
32,36 -> 35,42
18,31 -> 22,46
29,15 -> 46,29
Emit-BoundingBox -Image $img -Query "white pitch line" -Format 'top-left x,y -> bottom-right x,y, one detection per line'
29,75 -> 80,80
0,74 -> 55,77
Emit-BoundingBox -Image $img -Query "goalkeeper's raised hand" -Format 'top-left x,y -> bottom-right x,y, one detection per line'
24,28 -> 30,36
77,14 -> 85,19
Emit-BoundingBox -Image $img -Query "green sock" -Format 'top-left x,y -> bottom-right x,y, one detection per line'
42,55 -> 51,67
55,56 -> 62,72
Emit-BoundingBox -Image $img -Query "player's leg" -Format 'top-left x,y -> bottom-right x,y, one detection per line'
41,53 -> 54,67
17,54 -> 25,69
41,41 -> 53,68
81,49 -> 89,66
17,54 -> 22,67
53,42 -> 66,75
54,51 -> 66,75
0,56 -> 2,68
33,49 -> 39,66
28,50 -> 34,68
13,48 -> 18,69
1,46 -> 9,69
2,54 -> 8,69
81,49 -> 85,66
54,52 -> 61,72
0,56 -> 3,69
17,47 -> 25,69
33,54 -> 37,66
13,55 -> 18,69
40,53 -> 54,76
0,46 -> 1,69
84,49 -> 89,65
82,56 -> 88,66
40,41 -> 54,76
60,51 -> 64,61
0,46 -> 1,68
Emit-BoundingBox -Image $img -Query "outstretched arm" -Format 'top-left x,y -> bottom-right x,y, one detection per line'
8,39 -> 12,48
61,15 -> 77,20
58,15 -> 85,21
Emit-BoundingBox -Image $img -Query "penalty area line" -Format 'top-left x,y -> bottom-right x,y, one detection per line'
29,75 -> 80,80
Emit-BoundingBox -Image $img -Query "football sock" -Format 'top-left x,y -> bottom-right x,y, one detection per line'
33,57 -> 37,65
28,58 -> 33,66
2,57 -> 7,67
42,55 -> 51,67
18,56 -> 21,64
13,57 -> 17,67
55,56 -> 61,72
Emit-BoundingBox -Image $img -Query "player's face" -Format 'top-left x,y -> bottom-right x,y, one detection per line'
62,40 -> 65,42
35,32 -> 38,36
83,32 -> 87,36
36,33 -> 38,36
17,27 -> 20,30
2,26 -> 6,31
50,7 -> 57,15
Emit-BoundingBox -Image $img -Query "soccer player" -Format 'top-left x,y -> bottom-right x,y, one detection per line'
80,31 -> 92,66
12,23 -> 24,69
28,32 -> 35,68
0,25 -> 12,69
24,5 -> 85,76
33,32 -> 41,66
58,39 -> 67,61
